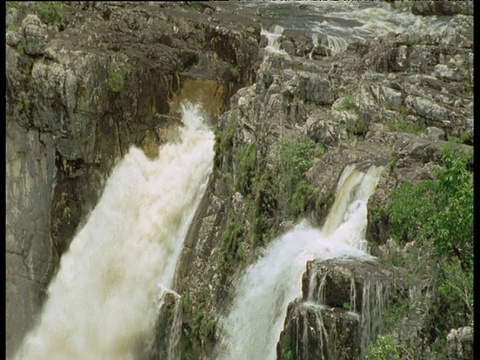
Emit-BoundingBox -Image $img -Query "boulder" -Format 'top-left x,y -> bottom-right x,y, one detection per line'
277,300 -> 361,360
446,326 -> 473,360
21,14 -> 47,55
277,258 -> 392,359
411,1 -> 473,16
146,292 -> 183,360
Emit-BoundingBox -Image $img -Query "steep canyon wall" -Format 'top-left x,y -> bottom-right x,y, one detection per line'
6,1 -> 473,359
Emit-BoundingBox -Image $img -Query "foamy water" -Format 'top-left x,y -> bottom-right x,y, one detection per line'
14,104 -> 214,360
215,164 -> 383,360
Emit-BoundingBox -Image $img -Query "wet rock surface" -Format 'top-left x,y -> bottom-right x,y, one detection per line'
6,2 -> 261,357
277,258 -> 391,359
6,1 -> 473,359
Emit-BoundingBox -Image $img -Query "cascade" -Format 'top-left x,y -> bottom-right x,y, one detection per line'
13,104 -> 214,360
215,162 -> 384,360
261,25 -> 290,56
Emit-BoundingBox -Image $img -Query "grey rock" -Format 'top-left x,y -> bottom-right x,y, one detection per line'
21,14 -> 47,55
411,1 -> 473,16
277,300 -> 361,360
447,326 -> 473,360
277,258 -> 391,359
146,292 -> 182,360
424,126 -> 446,141
6,31 -> 21,47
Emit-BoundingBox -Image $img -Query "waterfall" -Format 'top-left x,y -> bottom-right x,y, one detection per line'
13,104 -> 214,360
261,25 -> 290,56
215,162 -> 384,360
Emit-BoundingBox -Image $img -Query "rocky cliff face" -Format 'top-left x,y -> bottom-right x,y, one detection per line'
6,1 -> 473,359
6,2 -> 260,357
173,1 -> 473,359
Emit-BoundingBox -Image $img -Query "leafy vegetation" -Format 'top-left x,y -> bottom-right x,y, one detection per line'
230,66 -> 239,78
369,146 -> 473,357
218,203 -> 246,271
384,118 -> 424,134
345,118 -> 369,138
276,138 -> 324,219
36,2 -> 66,27
180,294 -> 216,360
364,334 -> 401,360
280,347 -> 294,360
213,113 -> 236,168
337,94 -> 356,111
447,132 -> 473,145
397,105 -> 410,118
6,1 -> 25,10
107,69 -> 125,93
234,143 -> 257,196
383,147 -> 473,269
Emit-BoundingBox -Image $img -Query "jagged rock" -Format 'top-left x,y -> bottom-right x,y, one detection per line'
392,134 -> 471,183
146,292 -> 182,360
6,31 -> 21,47
280,39 -> 296,56
411,1 -> 473,16
277,258 -> 391,359
423,126 -> 446,141
21,14 -> 47,55
277,301 -> 361,360
6,3 -> 262,357
297,71 -> 335,106
6,2 -> 473,359
304,109 -> 343,146
446,326 -> 473,360
281,29 -> 313,57
302,259 -> 391,312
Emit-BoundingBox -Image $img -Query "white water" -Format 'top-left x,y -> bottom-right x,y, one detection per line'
261,25 -> 290,57
248,1 -> 456,57
215,163 -> 383,360
14,104 -> 214,360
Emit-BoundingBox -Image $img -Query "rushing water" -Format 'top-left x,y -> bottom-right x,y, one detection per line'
253,1 -> 454,57
215,163 -> 384,360
14,104 -> 214,360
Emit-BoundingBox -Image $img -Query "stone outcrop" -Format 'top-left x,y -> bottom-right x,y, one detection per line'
447,326 -> 474,360
146,292 -> 183,360
411,1 -> 473,16
6,1 -> 473,359
173,2 -> 472,357
277,259 -> 391,359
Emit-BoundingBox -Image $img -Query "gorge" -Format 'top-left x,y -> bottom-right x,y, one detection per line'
6,1 -> 473,359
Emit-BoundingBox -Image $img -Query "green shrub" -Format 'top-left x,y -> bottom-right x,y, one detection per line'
345,118 -> 369,138
397,105 -> 409,118
364,334 -> 400,360
6,2 -> 25,10
381,147 -> 473,269
447,133 -> 473,145
276,139 -> 322,219
214,113 -> 236,168
337,94 -> 355,111
280,348 -> 294,360
107,69 -> 125,93
423,147 -> 473,268
37,2 -> 65,26
377,146 -> 473,354
385,119 -> 424,134
234,143 -> 257,196
251,171 -> 278,247
230,66 -> 239,78
380,180 -> 436,243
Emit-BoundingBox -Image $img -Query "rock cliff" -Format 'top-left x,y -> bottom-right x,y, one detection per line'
6,2 -> 260,357
6,1 -> 473,359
